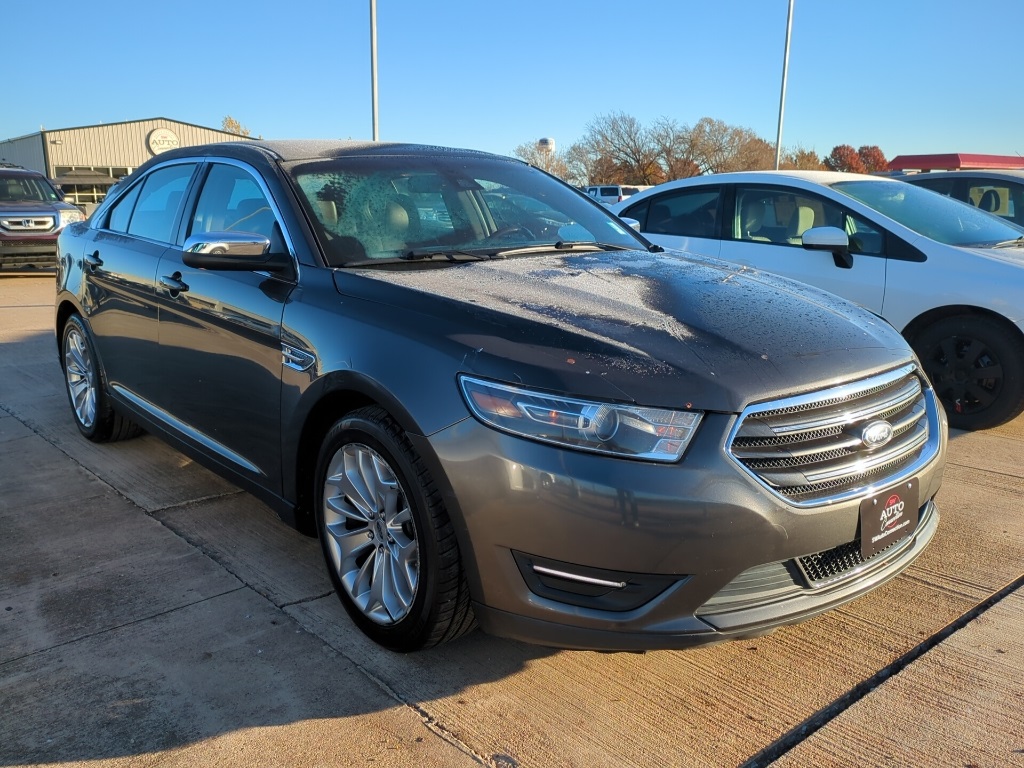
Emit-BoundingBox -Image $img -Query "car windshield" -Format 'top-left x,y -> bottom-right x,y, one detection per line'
832,180 -> 1024,247
0,173 -> 60,203
284,154 -> 645,266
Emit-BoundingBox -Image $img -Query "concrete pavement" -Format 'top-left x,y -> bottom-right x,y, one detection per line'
1,275 -> 1022,767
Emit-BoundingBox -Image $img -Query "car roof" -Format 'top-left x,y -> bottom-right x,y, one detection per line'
0,165 -> 46,178
902,169 -> 1024,182
149,139 -> 507,165
609,170 -> 900,210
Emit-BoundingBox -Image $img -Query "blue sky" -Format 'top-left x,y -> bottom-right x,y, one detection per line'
5,0 -> 1020,162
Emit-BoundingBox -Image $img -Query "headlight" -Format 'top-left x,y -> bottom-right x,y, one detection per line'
58,209 -> 86,228
459,375 -> 702,462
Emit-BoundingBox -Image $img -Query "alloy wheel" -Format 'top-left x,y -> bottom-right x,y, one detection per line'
321,442 -> 419,625
64,326 -> 97,429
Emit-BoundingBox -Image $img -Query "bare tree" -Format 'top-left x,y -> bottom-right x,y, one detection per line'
512,141 -> 571,180
650,117 -> 700,180
579,112 -> 664,185
780,146 -> 826,171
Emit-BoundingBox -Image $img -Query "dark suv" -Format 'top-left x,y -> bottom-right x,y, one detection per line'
0,164 -> 85,270
55,140 -> 946,652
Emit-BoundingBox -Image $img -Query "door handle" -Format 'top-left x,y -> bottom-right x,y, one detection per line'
83,251 -> 103,270
160,273 -> 190,295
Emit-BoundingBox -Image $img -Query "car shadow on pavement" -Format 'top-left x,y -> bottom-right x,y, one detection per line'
0,328 -> 555,765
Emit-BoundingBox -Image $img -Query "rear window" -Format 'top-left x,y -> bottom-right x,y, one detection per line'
600,187 -> 618,196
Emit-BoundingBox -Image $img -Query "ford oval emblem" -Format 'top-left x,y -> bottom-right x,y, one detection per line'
861,420 -> 894,449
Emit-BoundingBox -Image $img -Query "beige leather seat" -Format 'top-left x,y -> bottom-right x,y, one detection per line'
741,198 -> 770,241
787,205 -> 816,244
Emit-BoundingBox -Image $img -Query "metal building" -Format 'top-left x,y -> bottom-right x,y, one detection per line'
0,117 -> 249,214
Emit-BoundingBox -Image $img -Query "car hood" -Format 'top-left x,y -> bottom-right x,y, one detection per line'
0,200 -> 63,213
335,250 -> 913,413
960,243 -> 1024,267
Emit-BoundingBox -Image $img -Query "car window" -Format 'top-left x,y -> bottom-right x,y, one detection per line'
0,173 -> 61,203
733,186 -> 883,255
910,177 -> 957,197
600,187 -> 617,197
834,179 -> 1024,246
106,183 -> 143,233
642,188 -> 720,238
117,163 -> 195,242
190,163 -> 283,250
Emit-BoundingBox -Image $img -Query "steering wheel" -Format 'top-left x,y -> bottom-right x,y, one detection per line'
482,225 -> 535,242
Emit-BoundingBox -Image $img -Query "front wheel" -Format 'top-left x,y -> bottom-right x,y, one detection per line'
61,315 -> 142,442
314,406 -> 475,651
912,315 -> 1024,430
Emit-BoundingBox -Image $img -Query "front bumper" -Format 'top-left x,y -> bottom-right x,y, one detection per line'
0,236 -> 59,269
420,403 -> 946,651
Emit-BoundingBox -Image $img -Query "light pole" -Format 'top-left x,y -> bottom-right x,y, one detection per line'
774,0 -> 794,170
370,0 -> 379,141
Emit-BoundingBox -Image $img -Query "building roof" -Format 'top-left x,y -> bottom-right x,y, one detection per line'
888,153 -> 1024,171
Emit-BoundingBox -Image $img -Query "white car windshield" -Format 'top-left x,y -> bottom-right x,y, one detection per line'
832,180 -> 1024,247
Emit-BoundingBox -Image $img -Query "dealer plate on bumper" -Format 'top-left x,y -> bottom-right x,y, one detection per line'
860,477 -> 919,559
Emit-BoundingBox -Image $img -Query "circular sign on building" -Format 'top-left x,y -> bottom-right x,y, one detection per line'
147,128 -> 180,155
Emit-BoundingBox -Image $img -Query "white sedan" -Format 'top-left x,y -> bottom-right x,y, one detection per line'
611,171 -> 1024,430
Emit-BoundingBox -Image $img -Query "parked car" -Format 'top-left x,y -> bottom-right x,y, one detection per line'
901,169 -> 1024,228
55,142 -> 945,652
611,171 -> 1024,430
585,184 -> 651,205
0,163 -> 85,271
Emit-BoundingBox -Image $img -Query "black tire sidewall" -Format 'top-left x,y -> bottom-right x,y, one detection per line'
313,409 -> 442,651
913,316 -> 1024,430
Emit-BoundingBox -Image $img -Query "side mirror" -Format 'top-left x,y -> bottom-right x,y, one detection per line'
619,217 -> 642,232
802,226 -> 854,269
182,232 -> 291,272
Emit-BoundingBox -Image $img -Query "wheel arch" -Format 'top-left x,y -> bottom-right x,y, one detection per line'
288,371 -> 462,537
900,304 -> 1024,348
55,298 -> 84,360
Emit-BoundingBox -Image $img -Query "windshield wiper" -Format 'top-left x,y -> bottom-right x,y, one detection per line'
492,241 -> 635,257
990,236 -> 1024,249
401,247 -> 504,261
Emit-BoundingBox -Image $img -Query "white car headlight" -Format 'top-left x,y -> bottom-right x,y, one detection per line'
58,209 -> 86,228
459,375 -> 702,462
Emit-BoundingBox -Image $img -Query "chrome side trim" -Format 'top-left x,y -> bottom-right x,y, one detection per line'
112,385 -> 262,476
282,344 -> 315,372
532,565 -> 627,590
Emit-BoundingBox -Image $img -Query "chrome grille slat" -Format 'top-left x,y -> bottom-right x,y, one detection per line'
728,365 -> 936,505
754,377 -> 922,436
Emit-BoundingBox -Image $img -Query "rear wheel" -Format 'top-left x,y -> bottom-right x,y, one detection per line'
314,406 -> 475,651
61,315 -> 141,442
912,315 -> 1024,430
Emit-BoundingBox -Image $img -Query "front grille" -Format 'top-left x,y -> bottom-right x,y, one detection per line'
0,215 -> 55,232
728,364 -> 935,505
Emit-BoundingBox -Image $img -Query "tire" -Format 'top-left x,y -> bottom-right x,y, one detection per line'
314,406 -> 476,651
911,315 -> 1024,430
61,315 -> 142,442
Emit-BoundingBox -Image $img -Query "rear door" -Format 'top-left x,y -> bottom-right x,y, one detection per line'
153,160 -> 296,491
717,184 -> 887,313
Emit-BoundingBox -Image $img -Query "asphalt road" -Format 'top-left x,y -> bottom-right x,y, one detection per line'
2,274 -> 1022,767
